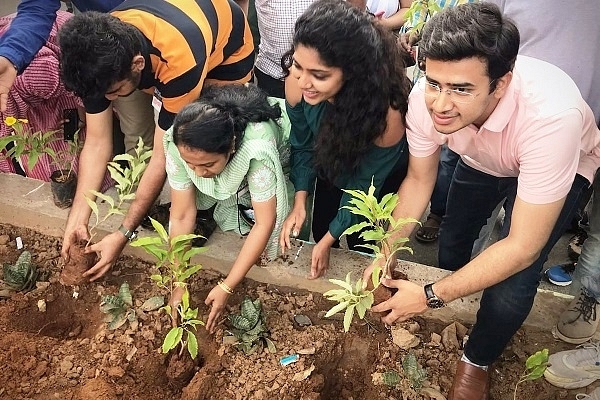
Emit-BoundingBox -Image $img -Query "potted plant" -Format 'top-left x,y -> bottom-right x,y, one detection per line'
0,117 -> 60,176
130,217 -> 206,386
323,179 -> 419,331
59,138 -> 152,286
49,131 -> 81,209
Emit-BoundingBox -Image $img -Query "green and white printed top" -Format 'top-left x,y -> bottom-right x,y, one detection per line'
163,98 -> 292,260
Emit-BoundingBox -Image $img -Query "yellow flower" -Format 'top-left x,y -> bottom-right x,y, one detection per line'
4,116 -> 17,126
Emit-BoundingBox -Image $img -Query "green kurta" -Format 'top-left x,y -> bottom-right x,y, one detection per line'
164,98 -> 292,259
286,98 -> 408,239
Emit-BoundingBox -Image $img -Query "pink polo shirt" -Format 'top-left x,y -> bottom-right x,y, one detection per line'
407,56 -> 600,204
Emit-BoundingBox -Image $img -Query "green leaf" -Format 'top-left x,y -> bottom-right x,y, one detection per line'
119,282 -> 133,306
177,265 -> 203,282
182,247 -> 208,261
343,304 -> 356,332
181,287 -> 190,310
328,274 -> 353,292
526,364 -> 547,381
371,266 -> 382,289
324,301 -> 349,318
150,218 -> 169,242
130,236 -> 165,247
525,349 -> 549,370
90,190 -> 115,208
171,233 -> 202,246
162,327 -> 183,353
355,300 -> 367,319
187,331 -> 198,359
113,153 -> 134,163
84,195 -> 99,220
264,337 -> 277,353
341,221 -> 370,237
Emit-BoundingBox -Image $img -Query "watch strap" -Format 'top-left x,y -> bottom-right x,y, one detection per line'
118,225 -> 137,241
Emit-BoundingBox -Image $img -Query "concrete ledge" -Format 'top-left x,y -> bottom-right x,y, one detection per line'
0,173 -> 573,331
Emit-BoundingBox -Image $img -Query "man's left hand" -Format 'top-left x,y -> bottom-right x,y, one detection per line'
371,278 -> 428,325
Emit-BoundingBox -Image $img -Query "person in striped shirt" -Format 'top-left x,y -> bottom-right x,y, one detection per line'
58,0 -> 255,281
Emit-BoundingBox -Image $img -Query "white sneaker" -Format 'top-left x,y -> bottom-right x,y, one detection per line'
544,342 -> 600,389
577,387 -> 600,400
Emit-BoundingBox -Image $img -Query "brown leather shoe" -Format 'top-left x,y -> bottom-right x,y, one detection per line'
448,360 -> 490,400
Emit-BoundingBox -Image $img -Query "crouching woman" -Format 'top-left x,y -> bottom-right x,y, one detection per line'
164,84 -> 291,333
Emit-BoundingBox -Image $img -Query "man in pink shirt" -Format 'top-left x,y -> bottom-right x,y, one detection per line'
365,3 -> 600,399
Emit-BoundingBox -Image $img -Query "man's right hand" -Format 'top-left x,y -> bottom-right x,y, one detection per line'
61,223 -> 91,262
83,231 -> 128,281
0,56 -> 18,113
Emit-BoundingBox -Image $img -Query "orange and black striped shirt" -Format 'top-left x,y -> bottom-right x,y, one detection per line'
85,0 -> 254,130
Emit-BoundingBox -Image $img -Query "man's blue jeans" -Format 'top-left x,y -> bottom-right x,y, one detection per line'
430,145 -> 460,217
573,171 -> 600,299
438,160 -> 590,365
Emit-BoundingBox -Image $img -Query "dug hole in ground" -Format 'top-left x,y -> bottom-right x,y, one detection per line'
0,174 -> 595,400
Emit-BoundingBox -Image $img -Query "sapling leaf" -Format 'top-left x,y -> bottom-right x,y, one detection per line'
119,282 -> 133,306
171,233 -> 202,247
182,247 -> 208,262
341,221 -> 371,236
178,265 -> 203,282
187,331 -> 198,359
371,266 -> 382,289
328,277 -> 353,292
181,287 -> 190,310
343,304 -> 356,332
84,195 -> 99,221
355,243 -> 381,254
526,365 -> 547,381
149,218 -> 169,242
130,237 -> 164,246
525,349 -> 549,370
265,337 -> 277,353
113,153 -> 134,162
162,327 -> 183,353
324,301 -> 350,318
355,300 -> 367,319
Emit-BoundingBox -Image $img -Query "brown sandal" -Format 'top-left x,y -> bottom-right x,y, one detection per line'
415,213 -> 442,243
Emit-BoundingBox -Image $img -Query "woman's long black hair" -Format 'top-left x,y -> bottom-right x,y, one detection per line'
172,84 -> 281,154
282,0 -> 411,183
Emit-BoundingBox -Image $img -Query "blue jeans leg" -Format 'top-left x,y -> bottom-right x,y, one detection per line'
573,171 -> 600,299
440,161 -> 590,365
429,145 -> 460,217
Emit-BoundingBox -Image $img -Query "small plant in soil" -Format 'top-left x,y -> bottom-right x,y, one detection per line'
85,137 -> 152,243
0,250 -> 38,297
49,131 -> 82,209
323,179 -> 419,331
513,349 -> 549,400
402,351 -> 427,390
162,288 -> 204,359
226,297 -> 276,355
60,138 -> 152,286
130,216 -> 206,365
0,117 -> 60,172
99,282 -> 138,330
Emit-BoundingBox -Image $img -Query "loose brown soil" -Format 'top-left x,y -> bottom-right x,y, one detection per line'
0,223 -> 595,400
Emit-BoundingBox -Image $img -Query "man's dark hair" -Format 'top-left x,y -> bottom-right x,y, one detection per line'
419,2 -> 519,88
58,12 -> 141,99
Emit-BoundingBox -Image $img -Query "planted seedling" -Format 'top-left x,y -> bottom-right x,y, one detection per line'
323,179 -> 419,331
226,297 -> 276,355
513,349 -> 549,400
60,138 -> 152,286
99,282 -> 137,330
162,288 -> 204,359
85,137 -> 152,243
402,351 -> 427,390
402,0 -> 442,44
130,217 -> 206,360
0,251 -> 38,297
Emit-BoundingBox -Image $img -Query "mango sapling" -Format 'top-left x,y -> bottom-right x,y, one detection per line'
323,179 -> 419,331
60,137 -> 152,286
513,349 -> 549,400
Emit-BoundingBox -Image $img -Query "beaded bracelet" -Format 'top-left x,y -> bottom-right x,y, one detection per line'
217,280 -> 234,295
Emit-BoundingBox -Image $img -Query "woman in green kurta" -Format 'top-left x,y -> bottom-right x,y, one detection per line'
279,0 -> 412,279
164,84 -> 291,333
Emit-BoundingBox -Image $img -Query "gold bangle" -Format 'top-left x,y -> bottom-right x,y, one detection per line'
217,280 -> 234,295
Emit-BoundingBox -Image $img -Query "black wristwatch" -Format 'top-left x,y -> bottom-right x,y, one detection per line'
118,225 -> 138,241
424,283 -> 445,309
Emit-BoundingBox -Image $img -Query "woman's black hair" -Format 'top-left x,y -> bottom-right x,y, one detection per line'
281,0 -> 411,183
172,84 -> 281,154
